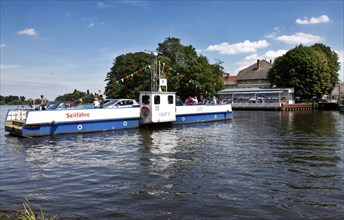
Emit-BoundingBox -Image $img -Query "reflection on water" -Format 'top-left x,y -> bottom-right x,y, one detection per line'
275,111 -> 343,209
139,128 -> 180,178
0,108 -> 343,219
280,110 -> 342,137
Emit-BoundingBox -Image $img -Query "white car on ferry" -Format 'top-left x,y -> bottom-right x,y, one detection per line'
103,99 -> 139,108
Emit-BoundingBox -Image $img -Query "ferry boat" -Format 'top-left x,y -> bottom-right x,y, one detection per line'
5,56 -> 233,137
5,93 -> 232,137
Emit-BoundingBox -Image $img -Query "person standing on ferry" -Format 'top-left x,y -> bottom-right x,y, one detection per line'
99,95 -> 105,108
93,98 -> 100,108
40,94 -> 48,110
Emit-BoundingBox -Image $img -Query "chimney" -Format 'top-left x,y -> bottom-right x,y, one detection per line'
270,59 -> 272,64
256,59 -> 260,69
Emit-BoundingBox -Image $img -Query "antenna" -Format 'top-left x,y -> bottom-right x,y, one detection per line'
144,50 -> 161,91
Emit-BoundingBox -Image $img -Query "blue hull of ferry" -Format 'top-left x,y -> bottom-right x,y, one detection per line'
20,118 -> 141,137
20,112 -> 233,136
6,108 -> 233,137
174,111 -> 233,124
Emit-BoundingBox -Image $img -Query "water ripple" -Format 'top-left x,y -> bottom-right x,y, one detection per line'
1,109 -> 343,219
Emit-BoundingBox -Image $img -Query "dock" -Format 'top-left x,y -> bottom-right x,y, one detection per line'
318,102 -> 339,110
281,103 -> 313,111
232,103 -> 281,110
232,103 -> 314,111
5,120 -> 25,136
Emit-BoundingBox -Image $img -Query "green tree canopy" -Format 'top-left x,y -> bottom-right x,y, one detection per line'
268,44 -> 340,99
0,95 -> 27,105
104,37 -> 225,100
311,43 -> 340,89
55,89 -> 95,103
104,52 -> 153,99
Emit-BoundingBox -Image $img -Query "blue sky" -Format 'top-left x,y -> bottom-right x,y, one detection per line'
1,0 -> 343,100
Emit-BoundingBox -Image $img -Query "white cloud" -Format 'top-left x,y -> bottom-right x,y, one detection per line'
234,55 -> 257,74
17,28 -> 37,36
1,64 -> 107,99
83,16 -> 100,28
97,1 -> 108,8
96,1 -> 148,9
232,50 -> 287,74
0,43 -> 5,48
276,32 -> 322,45
335,50 -> 344,82
0,64 -> 21,69
206,40 -> 269,55
337,50 -> 344,66
264,26 -> 281,39
264,50 -> 287,60
265,33 -> 276,39
296,15 -> 330,25
245,53 -> 258,61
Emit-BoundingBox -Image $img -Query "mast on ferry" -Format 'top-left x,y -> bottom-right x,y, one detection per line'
144,50 -> 167,92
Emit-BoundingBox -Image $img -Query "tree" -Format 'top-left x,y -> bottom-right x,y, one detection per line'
268,44 -> 340,99
157,37 -> 224,100
104,37 -> 225,100
311,43 -> 340,93
55,89 -> 94,103
104,52 -> 153,99
19,96 -> 26,102
0,95 -> 27,105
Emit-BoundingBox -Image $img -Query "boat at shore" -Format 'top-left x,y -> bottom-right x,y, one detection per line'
5,55 -> 233,137
5,96 -> 232,137
339,105 -> 344,112
338,98 -> 344,112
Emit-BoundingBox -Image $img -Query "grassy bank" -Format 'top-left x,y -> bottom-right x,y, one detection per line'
0,198 -> 56,220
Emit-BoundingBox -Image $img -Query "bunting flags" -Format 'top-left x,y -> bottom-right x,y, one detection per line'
161,63 -> 166,77
163,63 -> 209,94
105,63 -> 211,95
110,65 -> 151,85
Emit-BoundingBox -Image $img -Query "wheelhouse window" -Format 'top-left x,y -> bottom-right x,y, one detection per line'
142,95 -> 150,105
154,95 -> 160,105
168,95 -> 174,104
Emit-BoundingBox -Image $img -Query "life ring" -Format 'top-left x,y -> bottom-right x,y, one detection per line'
141,106 -> 150,117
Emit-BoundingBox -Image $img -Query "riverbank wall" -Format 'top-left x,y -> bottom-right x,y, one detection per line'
232,103 -> 314,111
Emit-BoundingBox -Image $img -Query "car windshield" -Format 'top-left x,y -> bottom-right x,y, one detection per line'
103,99 -> 120,107
46,101 -> 65,110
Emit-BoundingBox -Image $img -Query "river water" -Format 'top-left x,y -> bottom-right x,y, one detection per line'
0,106 -> 343,219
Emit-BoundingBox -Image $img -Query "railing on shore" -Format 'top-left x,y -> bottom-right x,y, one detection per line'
232,103 -> 314,111
232,103 -> 281,110
281,103 -> 313,111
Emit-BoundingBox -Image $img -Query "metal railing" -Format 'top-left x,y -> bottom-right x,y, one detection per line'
232,103 -> 281,109
6,109 -> 29,121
